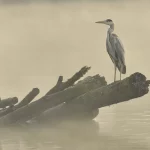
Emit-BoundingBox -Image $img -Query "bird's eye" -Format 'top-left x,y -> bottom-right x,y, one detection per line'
106,19 -> 112,22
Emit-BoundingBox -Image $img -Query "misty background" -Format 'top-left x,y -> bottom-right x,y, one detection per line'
0,0 -> 149,149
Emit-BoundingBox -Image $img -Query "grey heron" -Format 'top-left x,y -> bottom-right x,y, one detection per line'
95,19 -> 126,82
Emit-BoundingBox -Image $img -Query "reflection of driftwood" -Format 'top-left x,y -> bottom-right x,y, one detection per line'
31,72 -> 149,124
0,88 -> 40,117
0,97 -> 18,109
0,74 -> 106,125
0,65 -> 149,127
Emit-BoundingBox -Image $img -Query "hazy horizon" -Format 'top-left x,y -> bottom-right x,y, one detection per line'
0,0 -> 149,98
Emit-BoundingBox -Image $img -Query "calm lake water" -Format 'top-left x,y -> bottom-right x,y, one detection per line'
0,0 -> 150,149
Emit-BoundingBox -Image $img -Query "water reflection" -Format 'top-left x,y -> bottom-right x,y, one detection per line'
0,120 -> 149,150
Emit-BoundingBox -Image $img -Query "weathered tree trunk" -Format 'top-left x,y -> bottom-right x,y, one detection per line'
0,75 -> 106,125
32,72 -> 149,124
0,72 -> 149,126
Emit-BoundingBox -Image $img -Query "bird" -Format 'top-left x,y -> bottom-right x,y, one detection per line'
95,19 -> 126,82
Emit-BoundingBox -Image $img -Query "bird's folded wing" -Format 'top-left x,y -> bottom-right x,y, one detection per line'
112,34 -> 125,65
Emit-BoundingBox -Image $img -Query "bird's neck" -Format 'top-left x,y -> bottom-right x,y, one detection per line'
108,24 -> 114,33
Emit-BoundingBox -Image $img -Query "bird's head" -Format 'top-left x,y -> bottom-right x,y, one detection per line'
95,19 -> 113,26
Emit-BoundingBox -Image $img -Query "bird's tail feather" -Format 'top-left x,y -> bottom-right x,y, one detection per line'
117,64 -> 126,74
121,65 -> 126,74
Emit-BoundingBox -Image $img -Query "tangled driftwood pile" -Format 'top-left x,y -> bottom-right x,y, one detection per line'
0,66 -> 149,127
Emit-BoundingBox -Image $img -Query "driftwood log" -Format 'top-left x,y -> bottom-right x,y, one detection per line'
0,66 -> 93,125
31,72 -> 149,124
0,74 -> 106,125
0,67 -> 91,119
0,66 -> 91,119
0,66 -> 149,127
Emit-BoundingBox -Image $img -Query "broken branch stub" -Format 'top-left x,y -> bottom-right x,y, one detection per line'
16,88 -> 40,109
0,97 -> 18,109
45,66 -> 91,95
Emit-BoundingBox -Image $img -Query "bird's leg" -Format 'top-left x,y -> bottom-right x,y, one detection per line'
120,71 -> 121,81
114,65 -> 116,82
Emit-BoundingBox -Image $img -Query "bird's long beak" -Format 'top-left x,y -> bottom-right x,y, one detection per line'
95,21 -> 105,24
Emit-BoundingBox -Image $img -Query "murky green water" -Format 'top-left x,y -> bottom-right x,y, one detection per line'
0,0 -> 149,149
